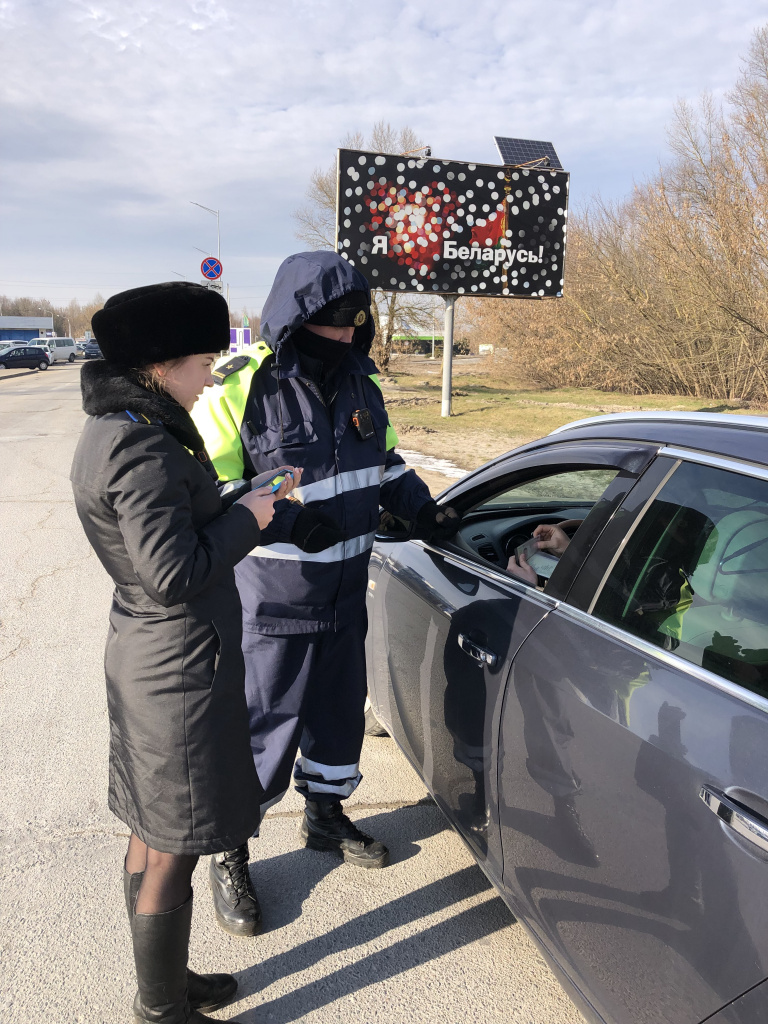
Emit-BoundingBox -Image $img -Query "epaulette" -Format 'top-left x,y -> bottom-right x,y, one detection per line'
212,354 -> 252,385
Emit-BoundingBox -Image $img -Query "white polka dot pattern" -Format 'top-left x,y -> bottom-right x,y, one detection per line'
335,149 -> 569,299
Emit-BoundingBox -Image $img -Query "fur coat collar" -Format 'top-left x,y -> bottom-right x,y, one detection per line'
80,359 -> 206,453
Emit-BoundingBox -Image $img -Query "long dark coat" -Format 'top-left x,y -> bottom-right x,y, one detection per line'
71,362 -> 263,854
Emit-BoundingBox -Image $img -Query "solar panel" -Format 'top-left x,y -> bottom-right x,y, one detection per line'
494,136 -> 563,169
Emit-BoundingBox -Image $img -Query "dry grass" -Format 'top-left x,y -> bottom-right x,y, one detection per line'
382,354 -> 755,471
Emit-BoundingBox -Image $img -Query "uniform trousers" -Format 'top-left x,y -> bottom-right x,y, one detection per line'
242,611 -> 368,821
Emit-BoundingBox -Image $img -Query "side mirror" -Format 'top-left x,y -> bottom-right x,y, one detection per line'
375,510 -> 415,542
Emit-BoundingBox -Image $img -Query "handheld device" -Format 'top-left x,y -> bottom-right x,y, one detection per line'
250,466 -> 294,493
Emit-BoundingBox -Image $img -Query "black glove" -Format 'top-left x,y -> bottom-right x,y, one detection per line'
291,507 -> 347,553
415,501 -> 462,542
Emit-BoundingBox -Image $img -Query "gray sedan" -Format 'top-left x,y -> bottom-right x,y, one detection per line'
366,411 -> 768,1024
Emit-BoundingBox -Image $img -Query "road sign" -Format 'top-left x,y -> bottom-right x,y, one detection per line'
336,148 -> 568,299
201,257 -> 223,280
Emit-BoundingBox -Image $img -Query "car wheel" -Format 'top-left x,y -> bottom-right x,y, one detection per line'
38,360 -> 49,370
68,353 -> 75,362
364,699 -> 389,737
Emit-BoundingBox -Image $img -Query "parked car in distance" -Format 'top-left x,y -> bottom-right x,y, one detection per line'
366,411 -> 768,1024
83,340 -> 102,359
0,345 -> 50,370
46,336 -> 78,362
29,343 -> 55,363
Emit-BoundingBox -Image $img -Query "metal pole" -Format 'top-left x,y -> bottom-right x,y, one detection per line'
190,201 -> 220,260
441,296 -> 456,417
431,297 -> 436,359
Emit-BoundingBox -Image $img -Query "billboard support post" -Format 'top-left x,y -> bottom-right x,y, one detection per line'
441,296 -> 456,418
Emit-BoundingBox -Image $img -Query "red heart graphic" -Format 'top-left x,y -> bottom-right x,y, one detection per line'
365,180 -> 459,274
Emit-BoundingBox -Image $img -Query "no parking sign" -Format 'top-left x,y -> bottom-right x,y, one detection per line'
200,257 -> 223,281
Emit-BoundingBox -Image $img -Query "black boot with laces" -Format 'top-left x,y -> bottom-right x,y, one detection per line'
299,799 -> 389,868
208,845 -> 263,937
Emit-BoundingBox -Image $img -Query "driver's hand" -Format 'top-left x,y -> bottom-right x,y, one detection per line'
533,523 -> 570,556
506,551 -> 537,585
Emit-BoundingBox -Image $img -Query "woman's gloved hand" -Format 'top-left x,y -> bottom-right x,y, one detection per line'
415,500 -> 462,542
291,507 -> 347,553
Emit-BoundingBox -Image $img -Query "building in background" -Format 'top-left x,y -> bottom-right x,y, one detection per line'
0,316 -> 54,344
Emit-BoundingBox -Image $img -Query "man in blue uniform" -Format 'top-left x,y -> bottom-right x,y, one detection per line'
192,251 -> 459,935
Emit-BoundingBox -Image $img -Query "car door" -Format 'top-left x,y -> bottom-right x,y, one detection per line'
498,453 -> 768,1024
370,440 -> 657,887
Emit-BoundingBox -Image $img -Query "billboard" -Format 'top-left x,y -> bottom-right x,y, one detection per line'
336,149 -> 569,299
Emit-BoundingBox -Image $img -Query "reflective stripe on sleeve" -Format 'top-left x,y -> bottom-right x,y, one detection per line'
292,465 -> 384,504
381,462 -> 408,485
247,530 -> 377,562
220,478 -> 247,496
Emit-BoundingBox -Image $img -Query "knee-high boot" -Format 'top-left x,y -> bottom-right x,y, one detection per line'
124,871 -> 237,1015
131,894 -> 243,1024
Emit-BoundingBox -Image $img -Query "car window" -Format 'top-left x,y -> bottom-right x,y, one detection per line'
592,459 -> 768,701
478,469 -> 618,508
456,465 -> 621,587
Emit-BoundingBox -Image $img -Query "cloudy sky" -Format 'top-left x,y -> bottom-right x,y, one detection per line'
1,0 -> 766,313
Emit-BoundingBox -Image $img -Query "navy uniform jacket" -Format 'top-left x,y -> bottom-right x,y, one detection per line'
192,251 -> 432,635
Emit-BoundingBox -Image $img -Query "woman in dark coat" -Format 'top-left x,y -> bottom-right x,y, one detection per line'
70,282 -> 297,1024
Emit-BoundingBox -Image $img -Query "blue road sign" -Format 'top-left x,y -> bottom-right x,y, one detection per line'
201,257 -> 223,280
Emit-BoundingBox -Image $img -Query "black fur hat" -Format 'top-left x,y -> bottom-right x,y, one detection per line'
92,282 -> 230,365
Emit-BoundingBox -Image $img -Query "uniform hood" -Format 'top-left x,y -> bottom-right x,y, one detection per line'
260,251 -> 375,357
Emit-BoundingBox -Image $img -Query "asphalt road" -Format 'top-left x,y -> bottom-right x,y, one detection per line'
0,362 -> 584,1024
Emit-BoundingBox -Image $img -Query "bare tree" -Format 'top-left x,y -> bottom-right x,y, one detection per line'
0,293 -> 104,338
294,121 -> 435,371
466,24 -> 768,404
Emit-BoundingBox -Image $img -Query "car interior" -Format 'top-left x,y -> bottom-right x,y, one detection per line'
593,471 -> 768,697
451,467 -> 619,583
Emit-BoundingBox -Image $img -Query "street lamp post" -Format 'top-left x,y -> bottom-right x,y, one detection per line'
189,202 -> 220,260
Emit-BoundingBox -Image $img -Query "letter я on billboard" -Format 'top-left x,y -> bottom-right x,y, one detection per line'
335,149 -> 569,299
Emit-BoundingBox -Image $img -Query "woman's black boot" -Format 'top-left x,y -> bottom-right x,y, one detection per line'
131,894 -> 242,1023
124,870 -> 237,1014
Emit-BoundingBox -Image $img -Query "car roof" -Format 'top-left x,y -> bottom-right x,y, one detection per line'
547,411 -> 768,467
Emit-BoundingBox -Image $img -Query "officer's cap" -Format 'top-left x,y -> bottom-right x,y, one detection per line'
306,291 -> 369,329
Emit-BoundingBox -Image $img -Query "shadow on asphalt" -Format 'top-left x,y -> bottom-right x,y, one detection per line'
253,802 -> 449,934
235,804 -> 513,1022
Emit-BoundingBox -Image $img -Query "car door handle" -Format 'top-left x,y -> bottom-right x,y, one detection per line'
458,633 -> 498,668
699,785 -> 768,855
